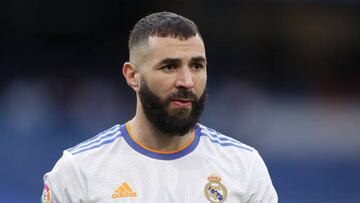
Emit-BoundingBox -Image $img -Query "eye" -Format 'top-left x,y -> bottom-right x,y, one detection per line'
161,64 -> 177,72
192,63 -> 204,71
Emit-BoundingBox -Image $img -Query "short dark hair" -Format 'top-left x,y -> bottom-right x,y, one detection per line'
129,11 -> 202,50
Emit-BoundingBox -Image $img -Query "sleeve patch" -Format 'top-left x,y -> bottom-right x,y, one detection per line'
41,183 -> 51,203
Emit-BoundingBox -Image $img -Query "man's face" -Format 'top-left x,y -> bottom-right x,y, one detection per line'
136,35 -> 207,136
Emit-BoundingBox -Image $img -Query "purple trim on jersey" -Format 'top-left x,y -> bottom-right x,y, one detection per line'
68,125 -> 120,152
71,133 -> 122,155
121,124 -> 200,160
198,125 -> 253,152
201,135 -> 253,152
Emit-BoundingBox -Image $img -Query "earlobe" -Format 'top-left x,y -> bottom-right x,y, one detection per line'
122,62 -> 139,91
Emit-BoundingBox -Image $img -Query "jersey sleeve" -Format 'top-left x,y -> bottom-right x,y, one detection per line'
246,150 -> 278,203
41,151 -> 87,203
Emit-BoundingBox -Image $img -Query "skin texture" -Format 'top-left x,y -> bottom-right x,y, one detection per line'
122,34 -> 207,151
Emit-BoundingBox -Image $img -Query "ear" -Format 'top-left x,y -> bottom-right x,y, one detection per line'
122,62 -> 140,91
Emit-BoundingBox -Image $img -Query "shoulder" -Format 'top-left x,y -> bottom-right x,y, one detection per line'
66,124 -> 123,156
44,124 -> 125,183
197,123 -> 255,153
43,125 -> 124,188
43,150 -> 88,202
196,124 -> 271,181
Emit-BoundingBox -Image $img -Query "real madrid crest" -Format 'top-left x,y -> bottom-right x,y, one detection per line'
204,175 -> 228,203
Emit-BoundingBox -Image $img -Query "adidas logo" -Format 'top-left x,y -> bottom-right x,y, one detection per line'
112,182 -> 137,199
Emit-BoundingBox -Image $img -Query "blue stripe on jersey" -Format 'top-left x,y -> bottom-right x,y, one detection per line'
199,124 -> 242,145
201,130 -> 240,143
202,135 -> 253,152
68,125 -> 122,155
68,124 -> 120,152
199,124 -> 253,152
71,132 -> 122,155
121,124 -> 200,160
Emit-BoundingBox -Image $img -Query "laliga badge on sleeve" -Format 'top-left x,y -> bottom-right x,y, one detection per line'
204,175 -> 228,203
41,183 -> 51,203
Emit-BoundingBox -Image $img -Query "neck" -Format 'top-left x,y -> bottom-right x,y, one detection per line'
128,105 -> 194,152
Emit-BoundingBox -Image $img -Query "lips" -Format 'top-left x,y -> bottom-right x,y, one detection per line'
171,99 -> 193,108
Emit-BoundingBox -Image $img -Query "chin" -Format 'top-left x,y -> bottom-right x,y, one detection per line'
168,108 -> 192,117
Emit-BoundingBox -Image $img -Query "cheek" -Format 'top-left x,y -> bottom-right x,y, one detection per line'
146,78 -> 174,99
195,74 -> 207,94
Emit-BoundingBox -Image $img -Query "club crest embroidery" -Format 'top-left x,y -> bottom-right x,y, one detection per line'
204,175 -> 228,203
41,183 -> 51,203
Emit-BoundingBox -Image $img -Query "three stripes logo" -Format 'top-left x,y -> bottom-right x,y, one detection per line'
112,182 -> 137,199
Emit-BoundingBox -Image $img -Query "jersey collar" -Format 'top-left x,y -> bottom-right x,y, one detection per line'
121,122 -> 200,160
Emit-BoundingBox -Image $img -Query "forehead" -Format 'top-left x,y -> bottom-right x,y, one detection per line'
146,35 -> 206,61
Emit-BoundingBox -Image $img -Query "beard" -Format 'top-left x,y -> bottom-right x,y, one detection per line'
138,78 -> 206,137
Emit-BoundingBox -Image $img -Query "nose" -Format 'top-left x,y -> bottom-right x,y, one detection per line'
175,66 -> 194,89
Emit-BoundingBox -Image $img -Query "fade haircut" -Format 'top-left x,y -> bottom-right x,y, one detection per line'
128,11 -> 202,51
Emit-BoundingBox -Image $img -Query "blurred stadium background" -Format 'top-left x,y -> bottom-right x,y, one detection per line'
1,0 -> 359,202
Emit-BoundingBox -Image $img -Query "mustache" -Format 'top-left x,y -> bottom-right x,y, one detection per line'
168,88 -> 197,101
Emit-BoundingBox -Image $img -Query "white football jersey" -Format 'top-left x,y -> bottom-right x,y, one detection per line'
42,122 -> 278,203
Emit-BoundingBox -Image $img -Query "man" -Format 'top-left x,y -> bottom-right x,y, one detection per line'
42,11 -> 278,202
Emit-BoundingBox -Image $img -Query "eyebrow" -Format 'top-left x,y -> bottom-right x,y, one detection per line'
156,58 -> 182,67
156,56 -> 207,67
190,56 -> 207,64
